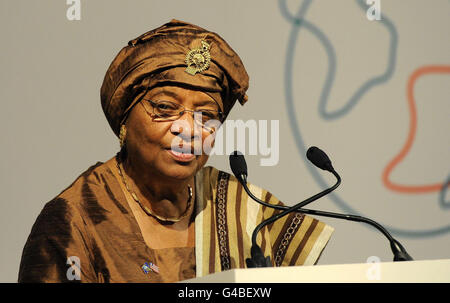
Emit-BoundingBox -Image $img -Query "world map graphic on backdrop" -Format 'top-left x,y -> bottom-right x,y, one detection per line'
279,0 -> 450,237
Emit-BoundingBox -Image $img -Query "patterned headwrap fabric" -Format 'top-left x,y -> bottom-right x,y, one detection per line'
101,19 -> 250,137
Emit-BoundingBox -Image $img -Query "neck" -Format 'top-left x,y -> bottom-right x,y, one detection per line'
120,153 -> 195,222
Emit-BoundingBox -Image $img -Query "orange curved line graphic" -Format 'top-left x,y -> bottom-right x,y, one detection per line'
382,65 -> 450,194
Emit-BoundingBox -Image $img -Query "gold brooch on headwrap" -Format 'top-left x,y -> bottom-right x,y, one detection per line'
185,40 -> 211,75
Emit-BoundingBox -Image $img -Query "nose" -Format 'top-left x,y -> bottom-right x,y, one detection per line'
170,110 -> 196,139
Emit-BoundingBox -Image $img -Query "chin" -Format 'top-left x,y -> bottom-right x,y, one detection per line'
155,157 -> 199,178
158,152 -> 208,180
161,165 -> 198,180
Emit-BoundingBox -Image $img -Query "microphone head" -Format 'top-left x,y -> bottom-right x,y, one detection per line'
306,146 -> 334,172
229,151 -> 248,182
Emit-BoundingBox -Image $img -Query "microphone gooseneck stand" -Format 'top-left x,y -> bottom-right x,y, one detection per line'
229,147 -> 413,268
233,151 -> 341,267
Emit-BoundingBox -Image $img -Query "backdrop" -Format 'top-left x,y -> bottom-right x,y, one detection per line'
1,0 -> 449,282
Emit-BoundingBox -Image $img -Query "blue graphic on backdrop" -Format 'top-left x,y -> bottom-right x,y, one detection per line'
279,0 -> 450,237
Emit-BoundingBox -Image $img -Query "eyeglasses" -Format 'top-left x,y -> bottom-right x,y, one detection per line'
140,99 -> 224,132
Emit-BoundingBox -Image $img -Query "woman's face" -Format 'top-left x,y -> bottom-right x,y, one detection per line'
124,85 -> 222,181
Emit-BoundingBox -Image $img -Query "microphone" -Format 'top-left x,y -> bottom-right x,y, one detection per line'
230,151 -> 248,183
229,147 -> 413,266
230,151 -> 270,266
306,146 -> 334,172
230,148 -> 341,267
305,146 -> 412,261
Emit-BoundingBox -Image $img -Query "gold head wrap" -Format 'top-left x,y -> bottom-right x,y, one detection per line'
100,19 -> 249,137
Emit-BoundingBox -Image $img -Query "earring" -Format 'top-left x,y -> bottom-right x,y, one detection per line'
119,125 -> 127,148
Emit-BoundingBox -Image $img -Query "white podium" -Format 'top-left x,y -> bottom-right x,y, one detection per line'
185,259 -> 450,283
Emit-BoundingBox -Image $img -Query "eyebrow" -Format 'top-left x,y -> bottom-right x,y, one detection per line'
146,89 -> 219,108
148,89 -> 178,100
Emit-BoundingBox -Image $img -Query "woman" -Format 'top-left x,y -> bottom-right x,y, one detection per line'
18,20 -> 333,283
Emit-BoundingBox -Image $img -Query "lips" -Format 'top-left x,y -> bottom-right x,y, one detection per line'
170,145 -> 194,154
166,147 -> 196,162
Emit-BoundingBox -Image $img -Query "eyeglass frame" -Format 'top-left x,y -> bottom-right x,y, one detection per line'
139,98 -> 225,126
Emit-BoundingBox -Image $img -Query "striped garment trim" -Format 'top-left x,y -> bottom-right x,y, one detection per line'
195,167 -> 221,277
215,171 -> 231,270
225,177 -> 243,268
245,183 -> 263,245
234,183 -> 246,267
273,212 -> 305,267
287,217 -> 320,266
303,223 -> 334,265
194,166 -> 334,277
291,219 -> 326,265
194,168 -> 205,277
259,191 -> 273,261
208,168 -> 221,275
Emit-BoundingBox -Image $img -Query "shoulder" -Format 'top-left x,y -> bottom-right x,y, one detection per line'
197,165 -> 241,188
199,164 -> 270,191
35,159 -> 117,231
197,165 -> 281,208
19,159 -> 122,282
